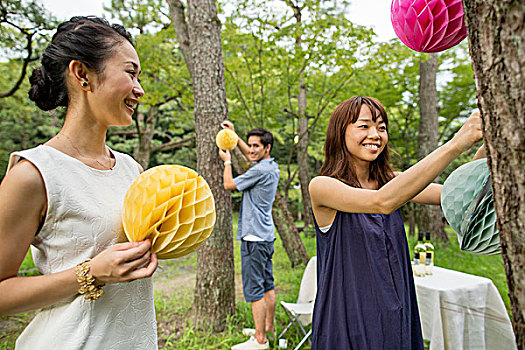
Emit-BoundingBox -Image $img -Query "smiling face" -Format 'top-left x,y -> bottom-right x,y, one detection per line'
87,40 -> 144,127
344,104 -> 388,166
247,135 -> 271,162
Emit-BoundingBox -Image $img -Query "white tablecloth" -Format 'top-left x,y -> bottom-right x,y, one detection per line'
414,266 -> 517,350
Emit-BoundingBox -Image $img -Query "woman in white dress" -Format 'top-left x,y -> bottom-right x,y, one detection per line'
0,16 -> 158,349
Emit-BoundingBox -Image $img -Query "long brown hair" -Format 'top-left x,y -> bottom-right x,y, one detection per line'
320,96 -> 394,188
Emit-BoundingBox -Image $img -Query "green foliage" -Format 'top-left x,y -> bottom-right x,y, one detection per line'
0,60 -> 61,178
102,3 -> 196,169
104,0 -> 170,34
0,0 -> 57,55
223,0 -> 376,194
18,250 -> 39,276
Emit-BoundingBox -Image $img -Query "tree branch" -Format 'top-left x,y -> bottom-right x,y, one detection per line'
152,134 -> 195,152
167,0 -> 193,76
0,32 -> 34,98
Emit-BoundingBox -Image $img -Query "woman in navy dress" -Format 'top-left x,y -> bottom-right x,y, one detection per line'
308,97 -> 483,349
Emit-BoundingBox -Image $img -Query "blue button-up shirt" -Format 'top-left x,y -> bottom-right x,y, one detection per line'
233,158 -> 280,242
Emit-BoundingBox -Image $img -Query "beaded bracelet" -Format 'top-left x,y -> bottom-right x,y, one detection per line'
75,259 -> 104,301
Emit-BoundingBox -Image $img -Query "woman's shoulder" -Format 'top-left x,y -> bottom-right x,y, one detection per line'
2,158 -> 46,201
6,146 -> 49,179
309,175 -> 350,191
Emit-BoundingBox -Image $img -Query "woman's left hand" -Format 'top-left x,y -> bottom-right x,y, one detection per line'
89,240 -> 158,284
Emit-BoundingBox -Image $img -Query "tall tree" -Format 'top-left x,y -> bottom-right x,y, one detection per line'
284,0 -> 313,227
168,0 -> 235,331
226,0 -> 374,227
417,54 -> 447,243
221,21 -> 309,266
462,1 -> 525,347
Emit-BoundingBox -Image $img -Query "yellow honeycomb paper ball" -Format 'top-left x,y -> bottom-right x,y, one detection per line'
122,165 -> 216,259
216,129 -> 238,150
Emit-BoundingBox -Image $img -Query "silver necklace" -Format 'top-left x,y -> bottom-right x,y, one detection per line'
58,133 -> 113,170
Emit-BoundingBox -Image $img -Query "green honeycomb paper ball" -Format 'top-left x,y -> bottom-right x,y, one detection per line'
441,159 -> 500,255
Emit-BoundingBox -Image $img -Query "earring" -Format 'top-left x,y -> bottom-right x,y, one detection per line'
81,81 -> 88,87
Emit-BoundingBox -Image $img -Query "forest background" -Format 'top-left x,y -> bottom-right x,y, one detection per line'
0,0 -> 479,231
1,0 -> 515,349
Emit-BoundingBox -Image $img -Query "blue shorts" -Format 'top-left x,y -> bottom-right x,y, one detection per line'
241,240 -> 275,302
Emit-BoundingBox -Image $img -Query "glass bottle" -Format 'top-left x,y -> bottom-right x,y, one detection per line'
413,231 -> 426,277
424,231 -> 434,275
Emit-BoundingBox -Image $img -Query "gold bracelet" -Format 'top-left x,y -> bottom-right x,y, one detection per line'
75,259 -> 104,301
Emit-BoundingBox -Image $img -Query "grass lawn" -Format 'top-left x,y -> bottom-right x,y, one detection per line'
1,224 -> 510,349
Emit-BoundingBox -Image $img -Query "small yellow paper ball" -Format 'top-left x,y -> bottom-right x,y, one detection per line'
216,129 -> 238,150
122,165 -> 216,259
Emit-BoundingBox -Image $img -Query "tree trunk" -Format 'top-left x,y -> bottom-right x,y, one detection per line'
297,91 -> 313,228
417,54 -> 447,244
167,0 -> 193,76
287,0 -> 313,227
184,0 -> 235,331
273,188 -> 309,268
463,1 -> 525,346
133,107 -> 156,169
408,202 -> 416,237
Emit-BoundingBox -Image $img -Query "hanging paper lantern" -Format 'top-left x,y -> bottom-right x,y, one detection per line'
122,165 -> 216,259
216,129 -> 239,151
391,0 -> 468,53
441,159 -> 500,255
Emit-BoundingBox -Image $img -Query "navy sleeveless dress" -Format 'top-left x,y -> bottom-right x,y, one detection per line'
311,210 -> 423,349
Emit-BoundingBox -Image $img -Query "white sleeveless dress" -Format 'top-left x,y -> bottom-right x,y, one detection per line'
7,145 -> 157,350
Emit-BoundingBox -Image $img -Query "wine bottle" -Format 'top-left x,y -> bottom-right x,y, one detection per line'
413,231 -> 426,277
424,231 -> 434,275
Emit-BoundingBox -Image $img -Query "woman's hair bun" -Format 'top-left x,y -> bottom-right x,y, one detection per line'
28,66 -> 67,111
27,16 -> 133,112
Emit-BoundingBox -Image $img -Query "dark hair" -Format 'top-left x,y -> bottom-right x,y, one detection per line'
320,96 -> 394,188
246,128 -> 274,149
28,16 -> 134,111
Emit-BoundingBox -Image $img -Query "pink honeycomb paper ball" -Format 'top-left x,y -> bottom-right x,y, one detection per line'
391,0 -> 468,53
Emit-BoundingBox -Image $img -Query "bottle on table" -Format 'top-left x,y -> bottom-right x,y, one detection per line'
413,231 -> 427,277
424,231 -> 434,275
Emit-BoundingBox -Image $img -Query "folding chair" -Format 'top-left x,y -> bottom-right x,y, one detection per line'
278,256 -> 317,350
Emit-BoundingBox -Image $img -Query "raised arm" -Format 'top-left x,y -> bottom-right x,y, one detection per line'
0,161 -> 157,316
395,142 -> 486,206
218,149 -> 237,190
394,173 -> 442,206
310,112 -> 482,218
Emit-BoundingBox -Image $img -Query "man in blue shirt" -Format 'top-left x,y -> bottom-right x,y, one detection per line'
218,121 -> 280,350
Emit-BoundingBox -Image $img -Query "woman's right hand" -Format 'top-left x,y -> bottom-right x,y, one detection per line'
89,240 -> 158,284
451,111 -> 483,153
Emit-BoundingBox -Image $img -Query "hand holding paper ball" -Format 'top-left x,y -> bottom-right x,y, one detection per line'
122,165 -> 216,259
216,128 -> 238,150
391,0 -> 467,53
